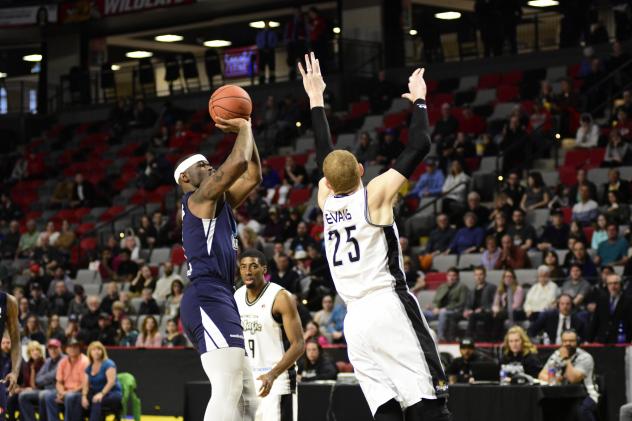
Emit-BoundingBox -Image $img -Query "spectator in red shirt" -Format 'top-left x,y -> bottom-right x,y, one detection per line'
459,106 -> 486,135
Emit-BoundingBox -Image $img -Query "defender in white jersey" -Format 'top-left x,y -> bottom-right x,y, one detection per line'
299,53 -> 450,421
235,249 -> 305,421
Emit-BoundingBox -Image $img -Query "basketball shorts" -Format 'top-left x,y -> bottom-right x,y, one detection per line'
344,289 -> 448,416
255,393 -> 292,421
180,279 -> 245,353
0,382 -> 6,415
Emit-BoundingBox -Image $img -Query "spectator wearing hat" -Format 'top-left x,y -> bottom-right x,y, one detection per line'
538,210 -> 570,252
447,338 -> 486,384
427,268 -> 469,341
406,158 -> 445,199
68,285 -> 88,317
43,338 -> 89,421
19,339 -> 64,421
28,283 -> 50,317
95,313 -> 117,346
80,341 -> 122,421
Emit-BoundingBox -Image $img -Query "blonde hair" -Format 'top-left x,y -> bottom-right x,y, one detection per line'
502,326 -> 537,356
323,150 -> 361,194
86,341 -> 108,364
26,341 -> 43,360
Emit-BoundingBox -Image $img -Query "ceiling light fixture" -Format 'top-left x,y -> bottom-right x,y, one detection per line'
204,40 -> 232,48
435,11 -> 461,20
333,27 -> 341,34
527,0 -> 559,6
23,54 -> 42,62
111,64 -> 121,71
154,34 -> 183,43
409,29 -> 418,36
125,51 -> 153,59
249,21 -> 280,29
0,72 -> 6,78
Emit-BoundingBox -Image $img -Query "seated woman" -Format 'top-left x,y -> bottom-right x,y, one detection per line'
297,340 -> 338,382
135,315 -> 162,347
303,320 -> 329,347
520,172 -> 550,211
491,269 -> 525,340
500,326 -> 542,379
81,341 -> 122,421
162,319 -> 187,347
117,317 -> 138,347
9,341 -> 44,421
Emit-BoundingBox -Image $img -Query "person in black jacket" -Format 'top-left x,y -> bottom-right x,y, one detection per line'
138,288 -> 161,315
463,266 -> 497,341
70,173 -> 95,208
78,296 -> 101,343
588,274 -> 632,343
297,340 -> 337,382
501,326 -> 542,378
95,313 -> 117,346
528,294 -> 587,344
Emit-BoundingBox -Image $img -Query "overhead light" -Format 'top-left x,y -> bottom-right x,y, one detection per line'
154,34 -> 183,43
111,64 -> 121,71
0,72 -> 6,78
409,29 -> 418,36
249,21 -> 280,29
23,54 -> 42,62
333,27 -> 341,34
435,11 -> 461,20
527,0 -> 559,6
295,121 -> 302,128
204,40 -> 232,48
126,51 -> 153,59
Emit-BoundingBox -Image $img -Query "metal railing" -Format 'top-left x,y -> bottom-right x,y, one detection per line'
412,180 -> 469,218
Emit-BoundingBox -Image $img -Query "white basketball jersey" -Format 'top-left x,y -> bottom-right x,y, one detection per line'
323,187 -> 404,303
235,282 -> 294,395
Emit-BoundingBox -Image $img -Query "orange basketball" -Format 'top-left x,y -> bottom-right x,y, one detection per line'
208,85 -> 252,123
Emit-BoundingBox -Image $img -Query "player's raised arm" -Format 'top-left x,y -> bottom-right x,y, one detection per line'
366,68 -> 430,223
193,117 -> 254,202
226,139 -> 262,209
257,290 -> 305,397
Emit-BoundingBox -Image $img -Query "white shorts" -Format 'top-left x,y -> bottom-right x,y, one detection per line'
344,289 -> 444,415
254,393 -> 293,421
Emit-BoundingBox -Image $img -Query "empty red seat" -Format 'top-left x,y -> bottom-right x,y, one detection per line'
559,166 -> 577,186
76,222 -> 95,236
496,85 -> 520,102
288,188 -> 312,208
568,63 -> 581,79
425,272 -> 447,289
171,245 -> 186,267
583,226 -> 594,244
349,100 -> 370,119
100,206 -> 125,222
383,112 -> 409,129
79,237 -> 98,251
500,70 -> 523,85
564,149 -> 591,168
478,73 -> 502,89
561,207 -> 572,224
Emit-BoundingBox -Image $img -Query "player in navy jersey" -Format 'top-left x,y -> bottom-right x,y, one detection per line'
0,291 -> 22,416
175,116 -> 262,421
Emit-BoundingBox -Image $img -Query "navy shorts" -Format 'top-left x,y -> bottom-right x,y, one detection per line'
180,279 -> 244,354
0,382 -> 6,414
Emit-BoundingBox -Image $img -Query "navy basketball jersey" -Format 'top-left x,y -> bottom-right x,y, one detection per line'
181,192 -> 239,288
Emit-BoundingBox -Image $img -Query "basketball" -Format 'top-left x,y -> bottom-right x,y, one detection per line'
208,85 -> 252,123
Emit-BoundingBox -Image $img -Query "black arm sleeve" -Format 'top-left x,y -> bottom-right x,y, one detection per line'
311,106 -> 334,169
392,99 -> 431,178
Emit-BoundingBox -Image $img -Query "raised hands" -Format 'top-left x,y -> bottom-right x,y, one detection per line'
298,52 -> 326,108
401,68 -> 427,103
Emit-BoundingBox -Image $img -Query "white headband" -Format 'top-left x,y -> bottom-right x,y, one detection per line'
174,154 -> 208,184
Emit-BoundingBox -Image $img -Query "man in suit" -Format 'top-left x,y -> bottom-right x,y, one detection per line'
528,294 -> 587,344
70,173 -> 95,208
463,266 -> 497,341
588,274 -> 632,343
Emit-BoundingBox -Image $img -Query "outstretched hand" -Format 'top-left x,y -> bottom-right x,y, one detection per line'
215,116 -> 250,133
298,52 -> 326,107
401,68 -> 427,103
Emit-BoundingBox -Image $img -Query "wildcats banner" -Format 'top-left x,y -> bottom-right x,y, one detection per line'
96,0 -> 194,17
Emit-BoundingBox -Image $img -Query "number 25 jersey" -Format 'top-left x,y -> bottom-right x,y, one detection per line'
323,187 -> 405,304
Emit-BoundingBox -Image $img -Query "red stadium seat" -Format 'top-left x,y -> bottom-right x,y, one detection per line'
383,111 -> 409,129
349,100 -> 370,119
465,157 -> 481,173
500,70 -> 523,85
79,237 -> 98,251
100,206 -> 125,222
425,272 -> 447,289
583,227 -> 594,244
559,166 -> 577,186
288,188 -> 312,208
478,73 -> 502,89
410,163 -> 427,181
564,150 -> 591,168
496,85 -> 520,102
171,245 -> 186,267
587,148 -> 605,168
561,207 -> 572,224
567,63 -> 581,79
76,222 -> 95,236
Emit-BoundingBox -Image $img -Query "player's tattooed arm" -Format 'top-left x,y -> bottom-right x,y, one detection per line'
197,118 -> 254,201
226,140 -> 263,208
5,294 -> 21,394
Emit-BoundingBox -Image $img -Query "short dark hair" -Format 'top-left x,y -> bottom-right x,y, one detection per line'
558,293 -> 574,308
474,265 -> 486,274
447,267 -> 460,275
240,249 -> 267,266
